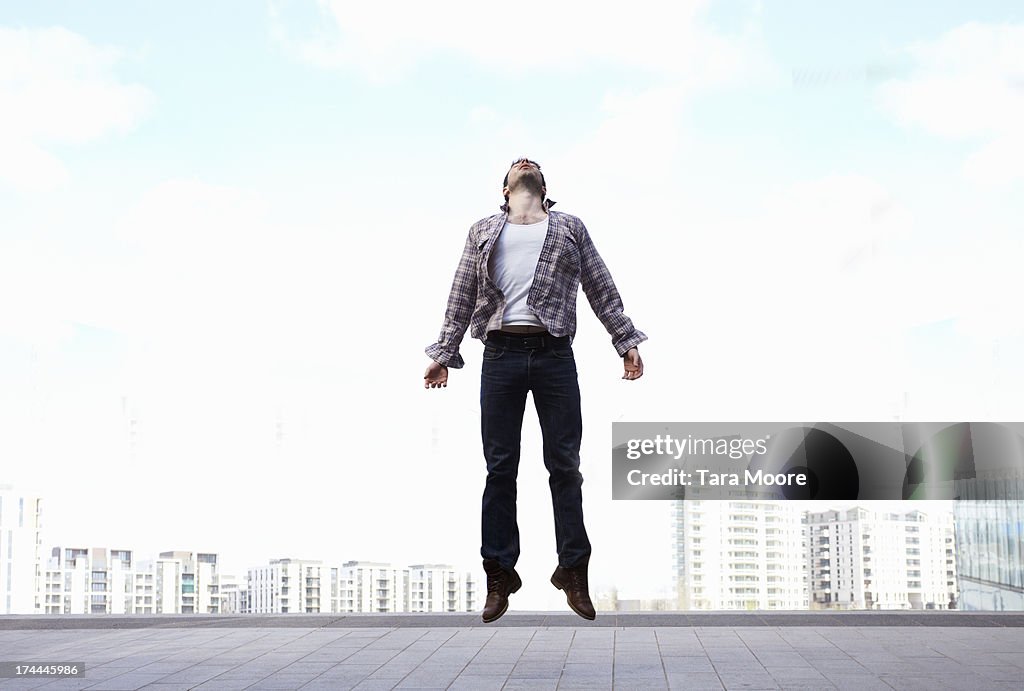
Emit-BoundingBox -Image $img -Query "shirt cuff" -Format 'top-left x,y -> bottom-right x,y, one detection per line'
425,343 -> 466,369
614,330 -> 648,358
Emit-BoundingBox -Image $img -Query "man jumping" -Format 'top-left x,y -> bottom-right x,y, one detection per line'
424,157 -> 647,622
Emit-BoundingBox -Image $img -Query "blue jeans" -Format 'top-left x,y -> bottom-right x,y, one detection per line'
479,332 -> 592,571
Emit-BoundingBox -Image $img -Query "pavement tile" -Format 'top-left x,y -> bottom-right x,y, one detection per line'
854,661 -> 931,676
472,651 -> 529,664
662,657 -> 715,673
0,681 -> 51,691
365,665 -> 421,680
244,678 -> 322,690
710,663 -> 769,676
973,664 -> 1024,681
340,650 -> 401,665
204,668 -> 282,680
125,662 -> 194,675
350,680 -> 401,690
154,665 -> 239,684
499,681 -> 558,690
446,675 -> 507,690
666,672 -> 725,690
278,662 -> 335,674
517,653 -> 570,662
893,648 -> 947,659
932,675 -> 1006,690
79,673 -> 169,690
315,663 -> 380,677
460,662 -> 515,675
764,666 -> 828,679
555,682 -> 613,691
564,652 -> 613,664
992,653 -> 1024,668
751,652 -> 808,667
879,677 -> 950,691
946,653 -> 1007,666
808,659 -> 869,674
509,664 -> 566,679
657,646 -> 708,657
821,675 -> 891,691
608,680 -> 668,690
392,676 -> 456,689
192,682 -> 259,691
713,673 -> 779,690
902,659 -> 973,675
13,681 -> 95,691
559,662 -> 612,679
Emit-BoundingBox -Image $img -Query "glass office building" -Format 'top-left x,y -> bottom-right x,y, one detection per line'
954,482 -> 1024,610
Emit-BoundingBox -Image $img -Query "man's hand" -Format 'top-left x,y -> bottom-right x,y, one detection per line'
424,361 -> 449,389
623,348 -> 644,380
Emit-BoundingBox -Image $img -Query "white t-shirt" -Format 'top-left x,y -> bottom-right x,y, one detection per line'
488,217 -> 548,327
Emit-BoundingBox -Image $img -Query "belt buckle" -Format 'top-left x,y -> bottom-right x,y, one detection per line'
523,335 -> 544,349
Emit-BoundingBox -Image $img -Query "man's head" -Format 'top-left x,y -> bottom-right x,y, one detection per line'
502,157 -> 546,204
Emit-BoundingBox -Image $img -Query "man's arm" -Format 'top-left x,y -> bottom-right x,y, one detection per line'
424,228 -> 478,384
576,219 -> 648,361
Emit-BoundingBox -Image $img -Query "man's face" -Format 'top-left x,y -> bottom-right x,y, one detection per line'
503,158 -> 545,197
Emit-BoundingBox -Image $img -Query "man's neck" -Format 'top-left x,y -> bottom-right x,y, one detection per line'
506,190 -> 548,225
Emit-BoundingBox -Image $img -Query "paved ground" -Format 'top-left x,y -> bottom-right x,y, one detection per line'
0,613 -> 1022,690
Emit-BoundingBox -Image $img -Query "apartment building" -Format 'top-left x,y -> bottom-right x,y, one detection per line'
42,547 -> 223,614
0,484 -> 43,614
806,507 -> 956,610
407,564 -> 478,613
153,551 -> 221,613
335,561 -> 409,613
246,560 -> 477,613
42,547 -> 135,614
219,573 -> 246,614
247,558 -> 325,614
673,500 -> 807,610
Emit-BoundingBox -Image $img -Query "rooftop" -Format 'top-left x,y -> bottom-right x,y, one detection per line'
1,612 -> 1022,689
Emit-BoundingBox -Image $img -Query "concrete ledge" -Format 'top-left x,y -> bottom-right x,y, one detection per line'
3,611 -> 1023,629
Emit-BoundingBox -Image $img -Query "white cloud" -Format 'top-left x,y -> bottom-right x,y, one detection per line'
0,26 -> 152,192
962,133 -> 1024,186
875,21 -> 1024,185
566,86 -> 690,186
0,137 -> 69,193
271,0 -> 771,84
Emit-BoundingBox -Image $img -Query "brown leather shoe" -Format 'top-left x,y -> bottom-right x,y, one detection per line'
482,559 -> 522,623
550,558 -> 596,620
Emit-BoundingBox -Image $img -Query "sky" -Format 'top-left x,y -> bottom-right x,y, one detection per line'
1,1 -> 1022,609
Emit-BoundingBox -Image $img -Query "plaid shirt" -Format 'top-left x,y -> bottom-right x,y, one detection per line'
426,209 -> 647,368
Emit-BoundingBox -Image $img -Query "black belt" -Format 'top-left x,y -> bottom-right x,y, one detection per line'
487,331 -> 571,350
